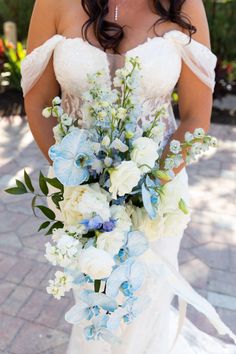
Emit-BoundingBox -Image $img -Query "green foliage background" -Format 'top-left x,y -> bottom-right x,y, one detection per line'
0,0 -> 35,40
0,0 -> 235,60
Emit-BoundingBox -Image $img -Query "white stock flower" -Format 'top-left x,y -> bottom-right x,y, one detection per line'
42,107 -> 52,118
109,161 -> 141,199
193,128 -> 205,138
53,124 -> 64,143
96,229 -> 125,256
52,96 -> 62,105
184,132 -> 194,142
104,157 -> 113,167
61,113 -> 73,126
91,159 -> 103,174
45,236 -> 81,268
46,271 -> 73,300
77,183 -> 111,221
78,246 -> 115,279
101,136 -> 111,147
170,140 -> 181,154
110,138 -> 129,152
131,137 -> 159,173
116,107 -> 127,120
52,228 -> 67,242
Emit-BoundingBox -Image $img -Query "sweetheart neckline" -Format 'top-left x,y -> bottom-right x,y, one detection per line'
60,34 -> 165,57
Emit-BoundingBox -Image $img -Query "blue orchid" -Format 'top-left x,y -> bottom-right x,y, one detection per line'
84,314 -> 119,343
121,296 -> 150,324
64,269 -> 91,285
117,231 -> 148,263
106,258 -> 146,298
65,290 -> 117,325
142,175 -> 160,219
49,129 -> 95,186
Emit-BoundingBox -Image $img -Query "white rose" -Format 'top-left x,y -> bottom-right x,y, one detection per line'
131,137 -> 159,173
59,185 -> 90,226
109,161 -> 141,199
77,183 -> 110,221
96,229 -> 125,255
79,246 -> 115,279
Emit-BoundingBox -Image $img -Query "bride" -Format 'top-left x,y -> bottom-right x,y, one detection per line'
21,0 -> 236,353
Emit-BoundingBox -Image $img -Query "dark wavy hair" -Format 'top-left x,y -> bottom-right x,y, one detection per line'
81,0 -> 196,52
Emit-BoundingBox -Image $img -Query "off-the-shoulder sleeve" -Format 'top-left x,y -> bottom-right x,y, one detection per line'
164,30 -> 217,92
21,35 -> 65,97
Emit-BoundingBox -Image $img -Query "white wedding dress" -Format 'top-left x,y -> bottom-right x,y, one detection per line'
21,30 -> 236,354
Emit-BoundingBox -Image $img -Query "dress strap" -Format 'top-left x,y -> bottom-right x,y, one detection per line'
164,30 -> 217,92
21,35 -> 65,97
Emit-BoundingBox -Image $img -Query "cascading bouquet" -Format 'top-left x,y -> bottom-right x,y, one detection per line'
6,57 -> 217,343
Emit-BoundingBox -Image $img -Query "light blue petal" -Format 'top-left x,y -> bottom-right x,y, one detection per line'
127,231 -> 149,257
129,260 -> 146,292
106,260 -> 134,298
142,182 -> 157,219
65,302 -> 89,324
53,157 -> 89,186
60,129 -> 89,156
79,290 -> 117,312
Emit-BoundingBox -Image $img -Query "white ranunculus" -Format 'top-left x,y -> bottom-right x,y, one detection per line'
110,205 -> 132,231
109,161 -> 141,199
79,246 -> 115,279
96,229 -> 125,255
59,185 -> 90,226
77,183 -> 110,221
131,137 -> 159,173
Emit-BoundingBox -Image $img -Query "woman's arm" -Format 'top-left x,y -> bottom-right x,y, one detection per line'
160,0 -> 213,174
24,0 -> 60,162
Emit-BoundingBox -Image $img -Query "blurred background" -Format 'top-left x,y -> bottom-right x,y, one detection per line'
0,1 -> 236,353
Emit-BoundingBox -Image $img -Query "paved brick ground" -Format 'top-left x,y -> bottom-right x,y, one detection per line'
0,116 -> 236,353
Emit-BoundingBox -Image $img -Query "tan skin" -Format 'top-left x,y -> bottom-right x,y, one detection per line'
25,0 -> 213,178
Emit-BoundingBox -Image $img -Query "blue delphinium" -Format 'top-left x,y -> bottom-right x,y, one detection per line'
49,129 -> 95,186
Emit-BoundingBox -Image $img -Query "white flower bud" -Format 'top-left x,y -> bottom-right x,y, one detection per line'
42,107 -> 52,118
101,136 -> 111,147
52,96 -> 61,105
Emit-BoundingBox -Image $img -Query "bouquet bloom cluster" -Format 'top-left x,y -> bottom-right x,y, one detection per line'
6,57 -> 217,343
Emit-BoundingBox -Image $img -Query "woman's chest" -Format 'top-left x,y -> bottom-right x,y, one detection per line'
53,37 -> 182,99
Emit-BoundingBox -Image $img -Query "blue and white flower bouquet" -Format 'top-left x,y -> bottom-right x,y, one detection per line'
6,57 -> 217,343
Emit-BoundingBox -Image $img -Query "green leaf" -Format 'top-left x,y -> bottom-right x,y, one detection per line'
35,205 -> 56,220
94,280 -> 101,293
45,221 -> 64,236
24,170 -> 34,192
39,171 -> 49,196
31,195 -> 37,217
38,221 -> 51,232
16,179 -> 28,193
5,187 -> 28,195
178,198 -> 189,215
51,193 -> 63,209
45,177 -> 63,191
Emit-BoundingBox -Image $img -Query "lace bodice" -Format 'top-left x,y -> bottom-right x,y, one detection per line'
21,30 -> 217,144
